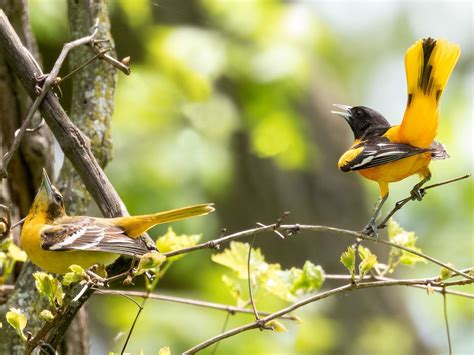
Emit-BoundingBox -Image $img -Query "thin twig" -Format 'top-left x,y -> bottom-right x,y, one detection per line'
443,288 -> 452,355
182,284 -> 353,354
120,299 -> 144,355
211,312 -> 230,355
0,22 -> 99,178
56,48 -> 111,84
378,174 -> 471,228
0,15 -> 131,178
324,273 -> 474,298
25,311 -> 62,354
92,289 -> 298,320
247,232 -> 260,320
372,275 -> 474,298
162,223 -> 474,281
90,43 -> 130,75
183,275 -> 474,354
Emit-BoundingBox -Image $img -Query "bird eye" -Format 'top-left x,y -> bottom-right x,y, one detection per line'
54,193 -> 63,204
355,109 -> 363,118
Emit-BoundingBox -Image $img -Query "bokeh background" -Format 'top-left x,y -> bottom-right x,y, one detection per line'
29,0 -> 473,354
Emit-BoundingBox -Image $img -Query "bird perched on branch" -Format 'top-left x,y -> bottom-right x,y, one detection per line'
20,169 -> 214,274
333,38 -> 460,235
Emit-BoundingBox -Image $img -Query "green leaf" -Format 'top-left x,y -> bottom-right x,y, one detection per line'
158,346 -> 171,355
7,243 -> 27,262
39,309 -> 54,322
33,271 -> 64,308
387,219 -> 426,267
156,227 -> 201,260
0,236 -> 12,252
137,252 -> 167,275
6,308 -> 27,341
211,241 -> 266,279
62,264 -> 87,286
439,264 -> 454,280
221,274 -> 243,304
340,246 -> 356,277
289,261 -> 325,294
213,242 -> 325,302
259,264 -> 297,302
358,246 -> 378,277
266,320 -> 287,332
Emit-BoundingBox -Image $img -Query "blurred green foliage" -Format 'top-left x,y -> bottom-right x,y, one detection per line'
212,242 -> 325,302
27,0 -> 473,354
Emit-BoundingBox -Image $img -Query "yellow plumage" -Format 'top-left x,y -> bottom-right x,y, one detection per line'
21,170 -> 214,274
399,38 -> 460,147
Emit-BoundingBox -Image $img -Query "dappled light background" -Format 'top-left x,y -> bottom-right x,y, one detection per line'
29,0 -> 472,354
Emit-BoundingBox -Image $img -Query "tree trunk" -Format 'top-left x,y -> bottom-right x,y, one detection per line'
0,0 -> 117,353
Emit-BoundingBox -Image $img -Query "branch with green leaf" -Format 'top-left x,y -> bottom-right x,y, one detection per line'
0,4 -> 471,355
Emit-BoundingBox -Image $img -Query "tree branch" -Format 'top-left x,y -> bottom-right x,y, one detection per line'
0,7 -> 149,352
93,289 -> 299,321
0,16 -> 99,178
163,223 -> 474,281
183,276 -> 474,354
0,9 -> 147,227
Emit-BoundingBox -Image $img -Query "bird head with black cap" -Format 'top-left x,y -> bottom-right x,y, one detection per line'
332,104 -> 391,141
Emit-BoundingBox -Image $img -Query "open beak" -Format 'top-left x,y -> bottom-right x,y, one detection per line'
331,104 -> 352,122
40,168 -> 54,199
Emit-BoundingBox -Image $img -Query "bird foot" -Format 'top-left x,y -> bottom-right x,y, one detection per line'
410,187 -> 426,201
361,219 -> 378,238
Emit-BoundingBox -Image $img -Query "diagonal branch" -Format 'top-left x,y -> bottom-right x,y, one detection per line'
378,174 -> 471,228
93,289 -> 299,320
0,16 -> 128,179
162,223 -> 474,281
0,8 -> 149,352
183,276 -> 474,354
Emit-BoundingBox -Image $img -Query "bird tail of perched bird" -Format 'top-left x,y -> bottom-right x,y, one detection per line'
400,38 -> 460,148
114,203 -> 215,238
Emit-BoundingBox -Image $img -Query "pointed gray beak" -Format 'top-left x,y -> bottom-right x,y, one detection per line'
331,104 -> 352,121
41,168 -> 54,199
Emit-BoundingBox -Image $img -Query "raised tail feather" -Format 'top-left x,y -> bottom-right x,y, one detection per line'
400,38 -> 460,148
115,203 -> 215,238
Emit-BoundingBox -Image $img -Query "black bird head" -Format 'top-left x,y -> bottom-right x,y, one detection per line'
331,105 -> 391,140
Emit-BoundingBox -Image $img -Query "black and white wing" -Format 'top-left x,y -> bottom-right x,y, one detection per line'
338,139 -> 430,172
41,218 -> 149,256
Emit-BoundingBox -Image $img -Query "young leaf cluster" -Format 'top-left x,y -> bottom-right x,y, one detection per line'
387,219 -> 426,271
0,239 -> 27,285
212,241 -> 325,303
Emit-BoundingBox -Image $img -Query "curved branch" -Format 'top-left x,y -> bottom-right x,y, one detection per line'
163,223 -> 474,281
183,276 -> 474,354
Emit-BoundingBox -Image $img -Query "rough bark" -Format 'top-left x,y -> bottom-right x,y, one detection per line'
0,0 -> 54,243
56,1 -> 117,353
51,1 -> 117,353
0,1 -> 128,352
0,0 -> 53,353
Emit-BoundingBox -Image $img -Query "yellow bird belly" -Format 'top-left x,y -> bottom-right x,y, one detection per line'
358,153 -> 432,183
21,221 -> 119,274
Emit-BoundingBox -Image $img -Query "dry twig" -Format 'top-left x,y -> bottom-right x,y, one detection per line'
183,276 -> 473,354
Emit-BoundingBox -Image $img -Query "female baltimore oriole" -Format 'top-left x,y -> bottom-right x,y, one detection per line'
333,38 -> 460,234
21,169 -> 214,274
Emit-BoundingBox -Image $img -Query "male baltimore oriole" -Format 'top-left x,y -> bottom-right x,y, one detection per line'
332,38 -> 460,234
20,169 -> 214,274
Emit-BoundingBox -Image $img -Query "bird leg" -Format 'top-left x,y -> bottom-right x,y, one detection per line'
362,195 -> 388,237
410,173 -> 431,201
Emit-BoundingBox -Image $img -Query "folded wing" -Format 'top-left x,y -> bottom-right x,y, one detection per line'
41,218 -> 149,256
338,139 -> 430,172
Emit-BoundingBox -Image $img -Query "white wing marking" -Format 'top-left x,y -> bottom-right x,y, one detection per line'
351,155 -> 374,169
49,227 -> 86,250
